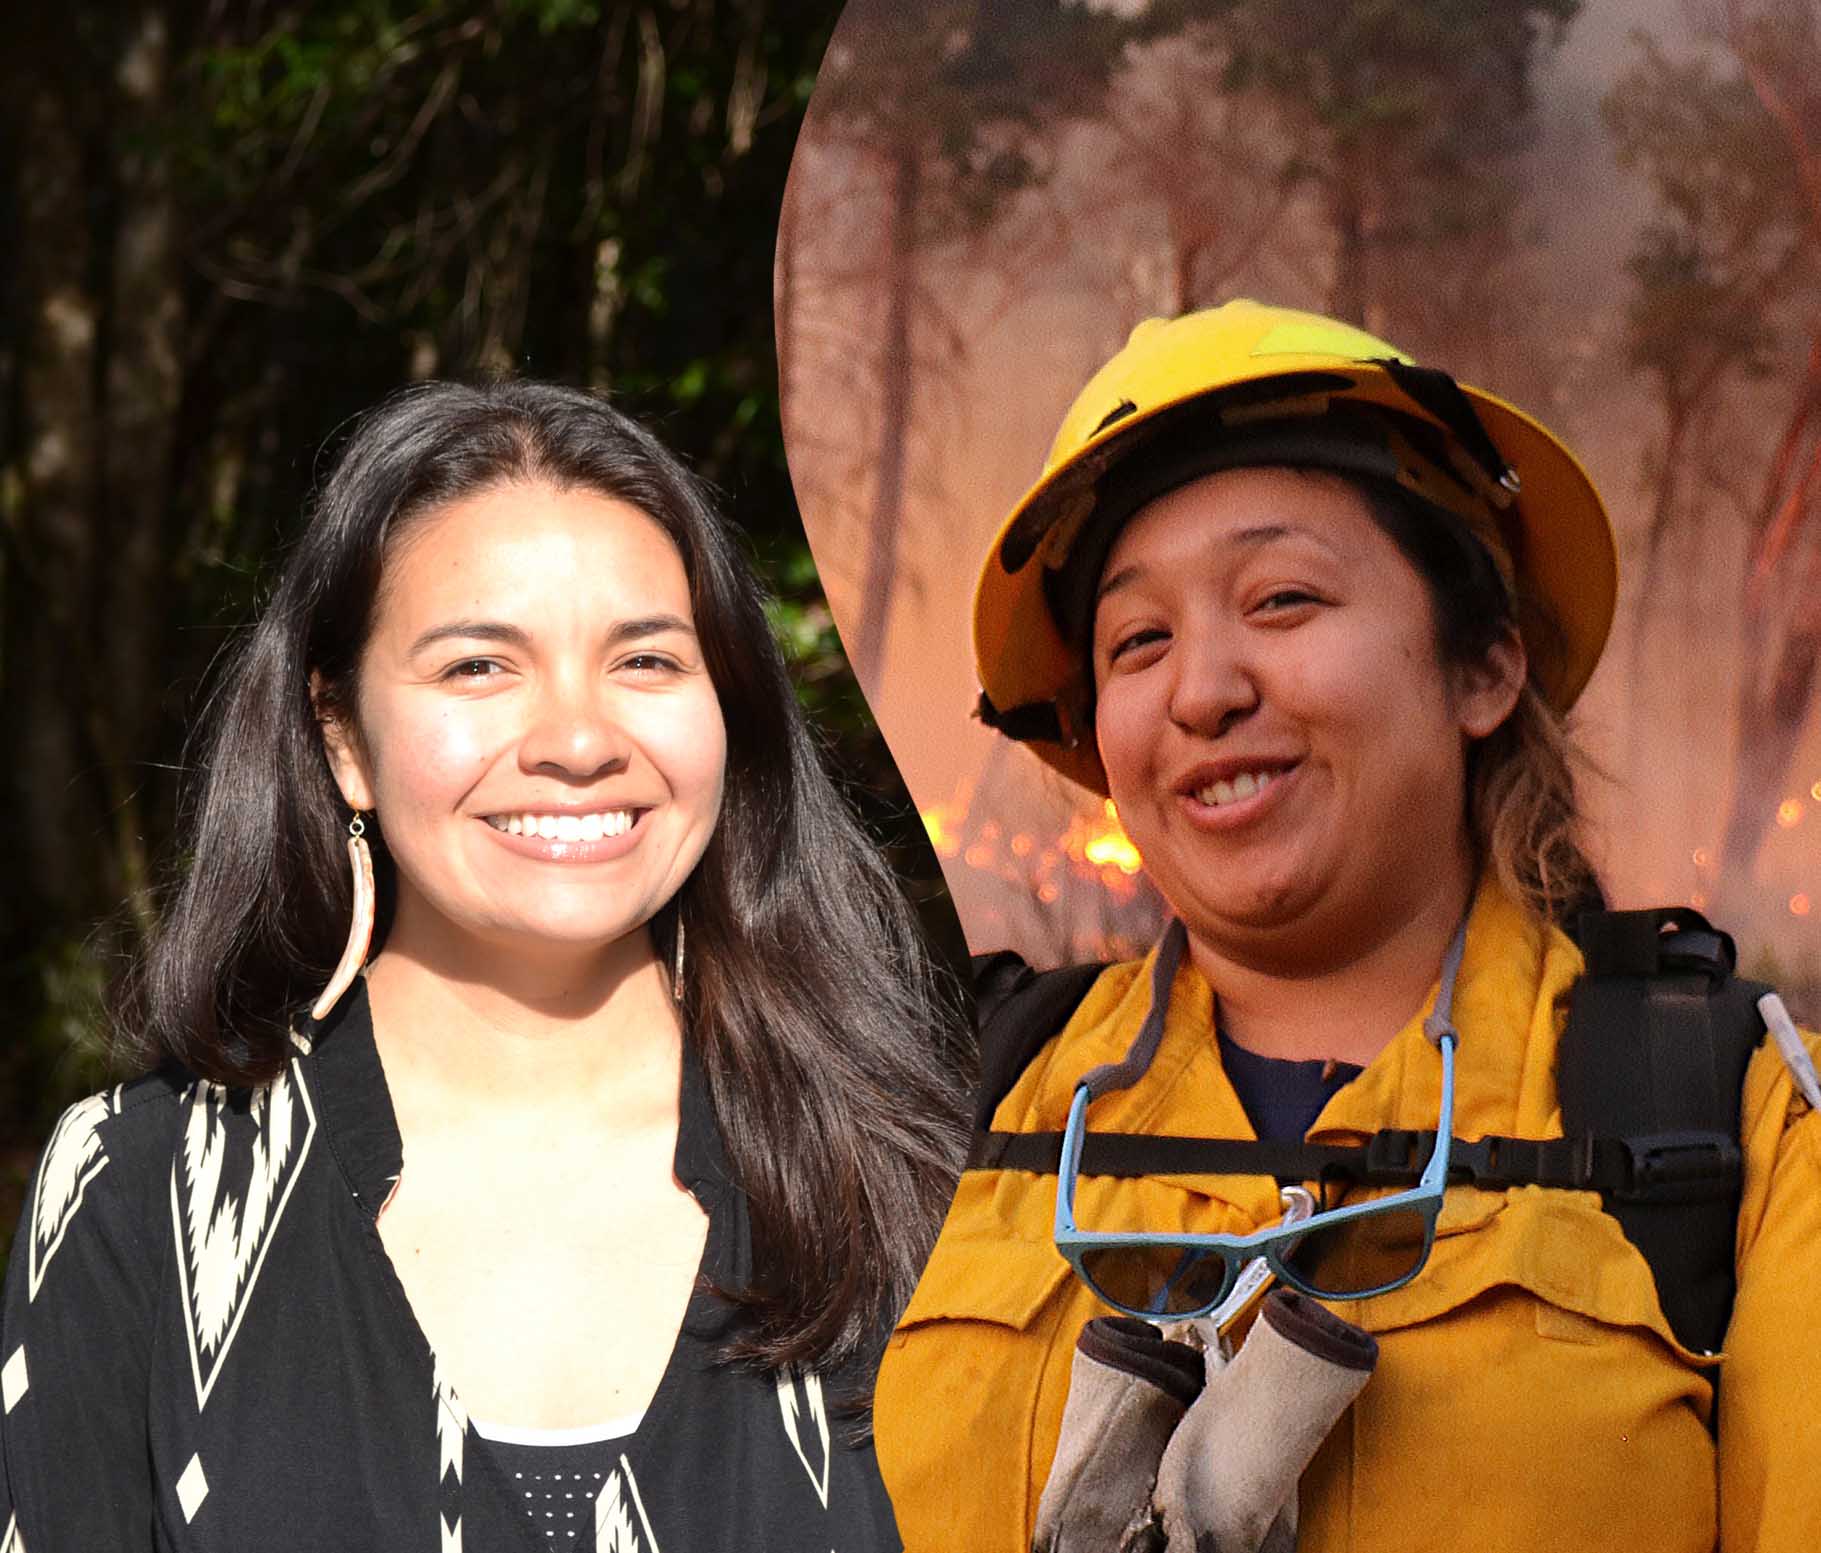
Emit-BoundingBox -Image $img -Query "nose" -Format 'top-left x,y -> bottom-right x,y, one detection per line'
1165,618 -> 1259,738
518,671 -> 631,782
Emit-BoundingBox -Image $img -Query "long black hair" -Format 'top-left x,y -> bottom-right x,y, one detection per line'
115,379 -> 968,1375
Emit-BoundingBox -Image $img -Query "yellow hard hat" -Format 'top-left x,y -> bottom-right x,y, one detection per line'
972,299 -> 1618,794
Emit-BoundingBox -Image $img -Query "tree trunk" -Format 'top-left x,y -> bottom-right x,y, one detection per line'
1717,347 -> 1821,891
1326,144 -> 1370,328
1717,607 -> 1819,893
4,77 -> 106,932
849,140 -> 919,697
99,7 -> 183,940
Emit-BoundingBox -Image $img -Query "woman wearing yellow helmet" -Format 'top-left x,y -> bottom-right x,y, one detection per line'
872,301 -> 1821,1551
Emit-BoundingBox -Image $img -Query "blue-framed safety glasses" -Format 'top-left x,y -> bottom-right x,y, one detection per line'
1052,1029 -> 1456,1322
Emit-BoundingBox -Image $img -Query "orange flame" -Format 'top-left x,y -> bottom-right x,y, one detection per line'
928,786 -> 1151,910
1085,830 -> 1144,874
920,804 -> 964,859
1056,799 -> 1144,896
1793,894 -> 1813,918
1777,799 -> 1804,829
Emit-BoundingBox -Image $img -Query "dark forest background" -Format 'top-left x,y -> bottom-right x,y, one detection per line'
0,0 -> 967,1241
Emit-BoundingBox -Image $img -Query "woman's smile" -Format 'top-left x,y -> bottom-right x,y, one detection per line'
479,803 -> 653,859
1172,757 -> 1304,830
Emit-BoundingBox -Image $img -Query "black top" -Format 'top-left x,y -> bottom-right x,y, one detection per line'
0,982 -> 901,1552
1216,1030 -> 1363,1144
484,1430 -> 633,1550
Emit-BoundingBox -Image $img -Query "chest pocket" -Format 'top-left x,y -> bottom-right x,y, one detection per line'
1345,1184 -> 1711,1357
894,1230 -> 1075,1332
1293,1184 -> 1724,1551
1335,1178 -> 1720,1476
878,1226 -> 1082,1551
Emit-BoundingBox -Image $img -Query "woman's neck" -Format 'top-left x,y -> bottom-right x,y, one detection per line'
1186,863 -> 1477,1067
361,918 -> 683,1123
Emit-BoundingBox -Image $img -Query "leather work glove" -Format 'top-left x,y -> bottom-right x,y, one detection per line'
1032,1316 -> 1205,1552
1153,1289 -> 1379,1553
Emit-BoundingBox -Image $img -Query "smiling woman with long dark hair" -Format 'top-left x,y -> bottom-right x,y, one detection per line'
0,380 -> 967,1551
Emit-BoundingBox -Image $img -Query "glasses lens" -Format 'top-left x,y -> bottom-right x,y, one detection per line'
1078,1244 -> 1236,1318
1279,1205 -> 1434,1298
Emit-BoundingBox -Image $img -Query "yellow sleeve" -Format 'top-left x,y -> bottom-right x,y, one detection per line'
1718,1025 -> 1821,1550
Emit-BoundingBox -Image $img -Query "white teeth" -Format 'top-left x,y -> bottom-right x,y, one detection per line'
489,809 -> 637,839
1195,770 -> 1281,807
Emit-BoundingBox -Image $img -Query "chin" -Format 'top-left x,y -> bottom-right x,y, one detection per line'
454,907 -> 655,957
1221,883 -> 1312,927
1162,844 -> 1311,921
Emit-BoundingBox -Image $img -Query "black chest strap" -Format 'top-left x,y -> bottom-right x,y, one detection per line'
966,1125 -> 1741,1208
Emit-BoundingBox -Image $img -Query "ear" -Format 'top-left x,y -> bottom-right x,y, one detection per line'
311,672 -> 375,812
1451,628 -> 1527,740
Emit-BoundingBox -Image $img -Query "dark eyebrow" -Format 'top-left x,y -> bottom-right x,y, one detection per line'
407,620 -> 535,657
1094,523 -> 1312,604
606,613 -> 697,646
406,614 -> 697,657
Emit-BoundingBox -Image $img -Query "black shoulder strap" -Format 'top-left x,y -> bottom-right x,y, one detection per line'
1558,907 -> 1769,1356
971,953 -> 1108,1136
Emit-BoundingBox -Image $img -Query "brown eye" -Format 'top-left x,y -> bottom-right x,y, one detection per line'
620,652 -> 682,674
1254,590 -> 1321,614
1108,627 -> 1168,663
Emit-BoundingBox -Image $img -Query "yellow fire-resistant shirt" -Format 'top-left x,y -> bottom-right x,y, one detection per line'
875,885 -> 1821,1550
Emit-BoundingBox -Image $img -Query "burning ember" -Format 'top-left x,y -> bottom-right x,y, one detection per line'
1072,800 -> 1144,878
921,794 -> 1147,904
920,801 -> 965,860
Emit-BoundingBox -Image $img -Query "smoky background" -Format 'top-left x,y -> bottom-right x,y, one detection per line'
780,0 -> 1821,1012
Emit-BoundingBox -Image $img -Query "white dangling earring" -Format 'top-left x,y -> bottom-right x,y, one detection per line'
312,812 -> 375,1022
671,914 -> 687,1006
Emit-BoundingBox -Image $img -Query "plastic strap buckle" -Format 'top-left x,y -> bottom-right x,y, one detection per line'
1359,1128 -> 1427,1181
1613,1131 -> 1741,1203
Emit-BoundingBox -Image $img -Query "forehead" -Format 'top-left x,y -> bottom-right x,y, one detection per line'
1097,465 -> 1385,590
375,480 -> 690,629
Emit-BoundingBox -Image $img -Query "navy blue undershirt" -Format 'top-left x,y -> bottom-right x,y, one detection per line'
1217,1030 -> 1364,1143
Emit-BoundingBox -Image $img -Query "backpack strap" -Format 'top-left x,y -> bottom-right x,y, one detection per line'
971,953 -> 1109,1136
1558,907 -> 1769,1356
